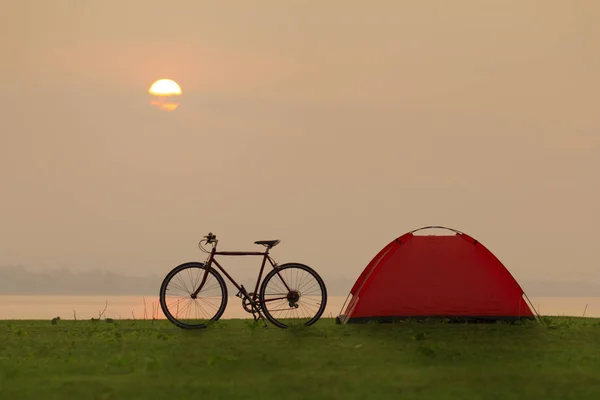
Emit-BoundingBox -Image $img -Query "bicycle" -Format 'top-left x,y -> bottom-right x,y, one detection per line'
159,232 -> 328,329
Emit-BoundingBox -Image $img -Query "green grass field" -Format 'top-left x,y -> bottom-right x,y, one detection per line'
1,317 -> 599,400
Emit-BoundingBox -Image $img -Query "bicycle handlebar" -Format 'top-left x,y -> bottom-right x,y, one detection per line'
204,232 -> 216,243
198,232 -> 217,253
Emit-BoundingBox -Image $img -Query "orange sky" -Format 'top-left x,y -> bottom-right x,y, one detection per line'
1,1 -> 599,293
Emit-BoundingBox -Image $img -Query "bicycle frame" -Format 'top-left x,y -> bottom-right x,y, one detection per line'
191,242 -> 292,317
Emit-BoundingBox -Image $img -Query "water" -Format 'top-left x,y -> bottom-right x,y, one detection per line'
0,295 -> 598,320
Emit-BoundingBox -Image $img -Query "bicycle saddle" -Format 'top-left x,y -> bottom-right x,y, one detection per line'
254,240 -> 280,248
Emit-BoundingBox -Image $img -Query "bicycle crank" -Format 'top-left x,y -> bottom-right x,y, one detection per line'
242,293 -> 261,313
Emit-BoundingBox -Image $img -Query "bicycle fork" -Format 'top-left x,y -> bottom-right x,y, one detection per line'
190,254 -> 217,299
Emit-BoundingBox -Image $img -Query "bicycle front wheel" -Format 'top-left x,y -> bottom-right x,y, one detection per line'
259,263 -> 327,328
159,262 -> 228,329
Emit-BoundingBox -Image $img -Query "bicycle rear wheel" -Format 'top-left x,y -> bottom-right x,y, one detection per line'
259,263 -> 327,328
159,262 -> 228,329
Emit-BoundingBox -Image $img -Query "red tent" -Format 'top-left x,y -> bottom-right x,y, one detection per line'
337,226 -> 537,323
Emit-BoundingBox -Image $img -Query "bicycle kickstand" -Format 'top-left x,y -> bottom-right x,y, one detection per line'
254,311 -> 268,327
251,307 -> 268,328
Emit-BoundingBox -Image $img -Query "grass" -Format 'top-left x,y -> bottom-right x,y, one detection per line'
1,317 -> 599,399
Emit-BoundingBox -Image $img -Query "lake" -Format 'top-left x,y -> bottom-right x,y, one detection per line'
0,295 -> 598,320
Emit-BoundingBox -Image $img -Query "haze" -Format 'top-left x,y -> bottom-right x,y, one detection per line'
1,1 -> 599,296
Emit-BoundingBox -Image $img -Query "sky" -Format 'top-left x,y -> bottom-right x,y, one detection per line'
2,1 -> 599,295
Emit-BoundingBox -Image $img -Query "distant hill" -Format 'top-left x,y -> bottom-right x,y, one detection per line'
520,280 -> 600,297
0,266 -> 356,296
0,266 -> 597,297
0,266 -> 161,296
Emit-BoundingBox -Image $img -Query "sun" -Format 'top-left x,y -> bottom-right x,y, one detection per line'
149,79 -> 182,96
148,79 -> 182,111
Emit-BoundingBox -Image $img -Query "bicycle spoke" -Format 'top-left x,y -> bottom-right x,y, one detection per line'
260,264 -> 326,328
160,263 -> 227,329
